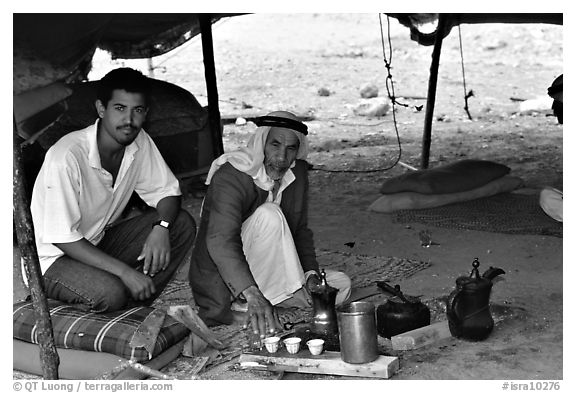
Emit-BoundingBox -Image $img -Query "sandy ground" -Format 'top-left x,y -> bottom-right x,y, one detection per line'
14,14 -> 565,382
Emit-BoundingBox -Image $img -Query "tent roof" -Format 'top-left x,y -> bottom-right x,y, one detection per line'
14,13 -> 561,94
13,13 -> 238,94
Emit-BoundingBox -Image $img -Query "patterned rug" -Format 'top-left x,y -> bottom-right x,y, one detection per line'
152,251 -> 430,378
393,192 -> 562,238
13,253 -> 430,380
317,250 -> 432,288
152,279 -> 309,379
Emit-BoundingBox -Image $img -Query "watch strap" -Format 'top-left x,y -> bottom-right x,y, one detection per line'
152,220 -> 170,229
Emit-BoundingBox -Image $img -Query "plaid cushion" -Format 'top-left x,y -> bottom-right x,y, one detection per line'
13,300 -> 189,362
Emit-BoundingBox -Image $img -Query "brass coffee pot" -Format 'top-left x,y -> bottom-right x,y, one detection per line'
310,269 -> 339,336
446,258 -> 505,341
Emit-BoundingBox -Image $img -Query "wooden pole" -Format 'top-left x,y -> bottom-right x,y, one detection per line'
147,58 -> 155,78
421,14 -> 448,169
13,116 -> 60,379
199,13 -> 224,158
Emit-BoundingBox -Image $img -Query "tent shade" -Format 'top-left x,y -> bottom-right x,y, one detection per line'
13,13 -> 240,94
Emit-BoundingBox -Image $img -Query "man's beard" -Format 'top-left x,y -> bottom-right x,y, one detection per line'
265,160 -> 289,180
115,124 -> 140,146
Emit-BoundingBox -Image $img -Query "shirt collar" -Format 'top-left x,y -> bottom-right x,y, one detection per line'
267,168 -> 296,204
87,120 -> 102,169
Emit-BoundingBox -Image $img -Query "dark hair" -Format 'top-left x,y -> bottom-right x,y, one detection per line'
96,67 -> 151,106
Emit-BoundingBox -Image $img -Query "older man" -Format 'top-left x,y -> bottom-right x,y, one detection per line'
189,111 -> 351,337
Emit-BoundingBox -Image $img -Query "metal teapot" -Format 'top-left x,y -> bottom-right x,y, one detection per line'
375,281 -> 431,338
310,269 -> 339,336
446,258 -> 505,341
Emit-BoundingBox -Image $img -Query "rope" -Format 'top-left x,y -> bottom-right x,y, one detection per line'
309,14 -> 405,174
167,16 -> 418,174
458,25 -> 474,120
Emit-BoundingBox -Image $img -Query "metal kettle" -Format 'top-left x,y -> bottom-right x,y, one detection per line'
446,258 -> 505,341
310,269 -> 339,336
375,281 -> 431,338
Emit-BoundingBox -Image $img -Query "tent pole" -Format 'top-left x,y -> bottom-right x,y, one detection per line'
13,116 -> 60,379
147,58 -> 155,78
421,14 -> 448,169
200,14 -> 224,158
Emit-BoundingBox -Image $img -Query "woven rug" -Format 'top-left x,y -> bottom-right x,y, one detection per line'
153,251 -> 430,378
152,279 -> 309,378
393,192 -> 562,238
317,250 -> 432,288
13,253 -> 430,379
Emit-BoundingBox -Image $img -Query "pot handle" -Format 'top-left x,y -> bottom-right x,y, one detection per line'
376,281 -> 412,303
446,287 -> 463,323
376,281 -> 400,296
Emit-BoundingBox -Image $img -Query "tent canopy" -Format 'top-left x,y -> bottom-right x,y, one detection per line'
13,13 -> 238,94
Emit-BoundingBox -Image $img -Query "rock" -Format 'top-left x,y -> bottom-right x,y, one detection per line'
483,40 -> 508,51
235,117 -> 247,126
317,87 -> 331,96
518,95 -> 553,113
352,98 -> 390,117
360,83 -> 379,98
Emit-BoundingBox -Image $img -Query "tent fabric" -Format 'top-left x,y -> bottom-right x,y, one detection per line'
387,13 -> 562,46
99,14 -> 207,59
13,13 -> 234,95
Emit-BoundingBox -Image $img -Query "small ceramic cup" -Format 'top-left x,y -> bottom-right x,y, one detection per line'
263,336 -> 280,354
283,337 -> 302,354
306,339 -> 325,355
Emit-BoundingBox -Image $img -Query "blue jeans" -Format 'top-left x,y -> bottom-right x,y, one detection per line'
42,209 -> 196,313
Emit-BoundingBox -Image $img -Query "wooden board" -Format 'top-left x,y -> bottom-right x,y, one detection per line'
238,349 -> 398,379
390,316 -> 508,350
391,320 -> 452,350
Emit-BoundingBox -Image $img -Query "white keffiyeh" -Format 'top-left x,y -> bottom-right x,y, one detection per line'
205,123 -> 309,191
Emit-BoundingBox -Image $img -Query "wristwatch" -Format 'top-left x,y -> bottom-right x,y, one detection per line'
152,220 -> 170,230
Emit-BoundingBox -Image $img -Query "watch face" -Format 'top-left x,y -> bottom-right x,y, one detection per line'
160,220 -> 169,228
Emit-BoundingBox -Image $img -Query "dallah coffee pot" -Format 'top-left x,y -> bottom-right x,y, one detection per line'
310,269 -> 339,336
446,258 -> 505,341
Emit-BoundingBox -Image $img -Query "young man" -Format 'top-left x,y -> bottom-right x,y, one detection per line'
30,67 -> 196,312
189,110 -> 351,338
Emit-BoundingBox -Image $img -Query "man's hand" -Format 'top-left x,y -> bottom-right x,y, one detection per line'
305,272 -> 321,293
54,238 -> 156,301
138,226 -> 171,276
119,267 -> 156,301
241,285 -> 282,338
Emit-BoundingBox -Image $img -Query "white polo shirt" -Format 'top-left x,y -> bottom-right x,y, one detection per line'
30,120 -> 181,272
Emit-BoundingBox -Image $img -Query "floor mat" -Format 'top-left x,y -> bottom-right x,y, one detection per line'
152,279 -> 309,378
153,251 -> 431,379
392,192 -> 562,238
317,250 -> 432,288
14,253 -> 430,380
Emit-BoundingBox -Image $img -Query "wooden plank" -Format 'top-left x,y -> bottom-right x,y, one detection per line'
167,305 -> 225,350
390,315 -> 507,350
179,356 -> 210,378
391,320 -> 452,350
239,350 -> 398,379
